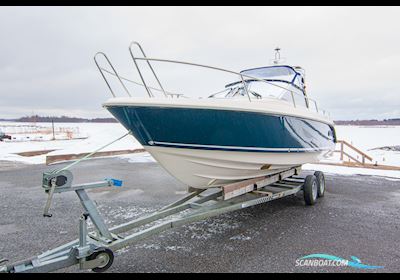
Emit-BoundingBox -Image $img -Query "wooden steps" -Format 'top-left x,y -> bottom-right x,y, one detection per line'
324,140 -> 400,171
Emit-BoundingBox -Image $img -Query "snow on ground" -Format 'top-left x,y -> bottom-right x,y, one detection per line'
118,152 -> 155,163
0,122 -> 399,179
302,163 -> 400,180
0,121 -> 142,164
334,125 -> 400,167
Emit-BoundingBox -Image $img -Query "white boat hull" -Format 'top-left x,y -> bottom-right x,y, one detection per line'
145,145 -> 329,189
104,98 -> 336,189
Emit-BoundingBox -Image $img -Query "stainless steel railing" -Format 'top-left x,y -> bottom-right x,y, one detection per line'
94,52 -> 131,98
94,42 -> 330,118
96,66 -> 178,96
129,41 -> 168,98
131,56 -> 306,103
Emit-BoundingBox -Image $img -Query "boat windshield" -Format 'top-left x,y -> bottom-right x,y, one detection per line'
240,65 -> 298,82
237,65 -> 305,93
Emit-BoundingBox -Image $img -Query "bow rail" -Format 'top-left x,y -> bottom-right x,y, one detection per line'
94,41 -> 330,117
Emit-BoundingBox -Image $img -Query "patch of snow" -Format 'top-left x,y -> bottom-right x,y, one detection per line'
134,243 -> 161,250
381,177 -> 400,182
303,163 -> 400,179
175,190 -> 188,195
229,234 -> 251,241
105,205 -> 156,221
119,152 -> 156,163
0,153 -> 46,164
181,215 -> 241,240
115,246 -> 130,255
164,245 -> 191,252
133,243 -> 191,252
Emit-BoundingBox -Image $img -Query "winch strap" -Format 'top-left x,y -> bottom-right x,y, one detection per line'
57,130 -> 132,172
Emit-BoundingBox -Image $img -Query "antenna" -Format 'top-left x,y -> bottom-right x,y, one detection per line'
270,47 -> 285,65
274,47 -> 281,64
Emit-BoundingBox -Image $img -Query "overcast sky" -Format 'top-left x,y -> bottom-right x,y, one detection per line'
0,6 -> 399,120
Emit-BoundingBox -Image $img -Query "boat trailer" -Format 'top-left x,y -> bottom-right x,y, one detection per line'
0,136 -> 326,273
0,166 -> 325,273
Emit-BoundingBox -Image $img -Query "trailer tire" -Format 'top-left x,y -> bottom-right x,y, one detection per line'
303,175 -> 318,206
314,171 -> 325,198
88,248 -> 114,273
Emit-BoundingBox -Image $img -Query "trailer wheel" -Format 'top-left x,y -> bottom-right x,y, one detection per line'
88,248 -> 114,273
303,175 -> 318,206
314,171 -> 325,198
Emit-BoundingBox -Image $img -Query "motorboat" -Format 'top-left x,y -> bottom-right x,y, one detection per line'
96,43 -> 336,189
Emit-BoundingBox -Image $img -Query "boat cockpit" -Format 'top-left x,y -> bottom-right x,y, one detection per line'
209,65 -> 309,108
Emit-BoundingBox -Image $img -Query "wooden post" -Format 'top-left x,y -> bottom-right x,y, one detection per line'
51,120 -> 55,141
340,141 -> 344,161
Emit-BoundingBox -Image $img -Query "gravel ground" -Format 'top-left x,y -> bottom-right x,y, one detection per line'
0,158 -> 399,273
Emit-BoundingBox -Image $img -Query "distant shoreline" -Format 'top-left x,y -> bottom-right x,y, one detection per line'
0,116 -> 118,123
334,119 -> 400,126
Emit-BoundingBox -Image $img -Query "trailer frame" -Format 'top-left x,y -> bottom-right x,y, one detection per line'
0,165 -> 324,273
